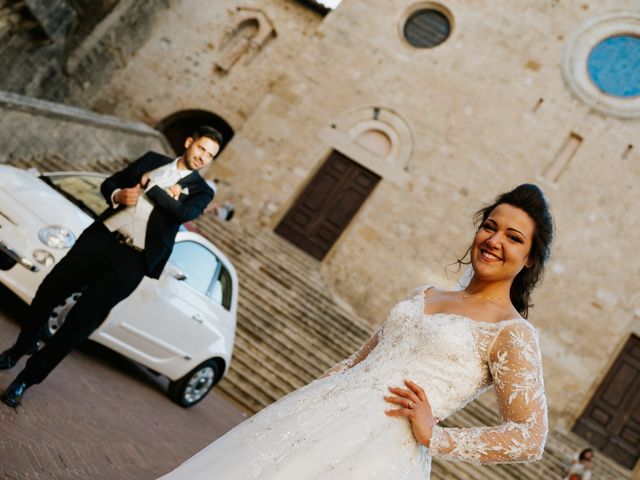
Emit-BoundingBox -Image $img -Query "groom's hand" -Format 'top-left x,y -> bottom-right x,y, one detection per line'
114,185 -> 142,206
140,173 -> 151,188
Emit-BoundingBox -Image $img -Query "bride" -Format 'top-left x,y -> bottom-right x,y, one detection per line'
159,183 -> 554,479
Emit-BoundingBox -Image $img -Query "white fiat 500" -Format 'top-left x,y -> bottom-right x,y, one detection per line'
0,165 -> 238,407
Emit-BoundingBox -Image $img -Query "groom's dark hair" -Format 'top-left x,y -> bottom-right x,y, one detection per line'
192,125 -> 224,147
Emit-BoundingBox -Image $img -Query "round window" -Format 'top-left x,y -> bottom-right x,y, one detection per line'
562,12 -> 640,118
587,35 -> 640,98
403,8 -> 451,48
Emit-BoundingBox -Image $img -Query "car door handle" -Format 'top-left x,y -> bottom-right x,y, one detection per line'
191,313 -> 204,324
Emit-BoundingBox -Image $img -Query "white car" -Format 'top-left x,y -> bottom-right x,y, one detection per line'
0,165 -> 238,407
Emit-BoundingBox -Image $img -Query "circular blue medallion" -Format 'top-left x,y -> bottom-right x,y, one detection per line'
587,35 -> 640,98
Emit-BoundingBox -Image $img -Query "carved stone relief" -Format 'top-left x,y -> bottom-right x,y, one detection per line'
216,7 -> 276,72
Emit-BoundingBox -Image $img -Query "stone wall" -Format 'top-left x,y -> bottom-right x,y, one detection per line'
88,0 -> 323,132
0,0 -> 168,104
0,90 -> 170,166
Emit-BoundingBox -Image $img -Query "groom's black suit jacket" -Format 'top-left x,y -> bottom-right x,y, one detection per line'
98,151 -> 215,278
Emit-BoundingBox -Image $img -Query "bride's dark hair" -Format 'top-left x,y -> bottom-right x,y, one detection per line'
457,184 -> 554,318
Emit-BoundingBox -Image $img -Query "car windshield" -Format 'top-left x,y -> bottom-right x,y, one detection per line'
41,173 -> 108,218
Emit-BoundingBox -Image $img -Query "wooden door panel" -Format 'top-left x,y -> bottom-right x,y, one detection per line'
290,211 -> 312,228
573,334 -> 640,469
275,151 -> 380,260
326,189 -> 365,225
601,362 -> 637,407
621,426 -> 639,444
301,174 -> 341,211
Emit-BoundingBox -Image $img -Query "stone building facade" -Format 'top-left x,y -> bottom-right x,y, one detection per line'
2,0 -> 639,473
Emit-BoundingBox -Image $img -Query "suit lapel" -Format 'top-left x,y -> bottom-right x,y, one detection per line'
178,171 -> 200,186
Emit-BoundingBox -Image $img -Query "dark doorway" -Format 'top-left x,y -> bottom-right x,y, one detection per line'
157,110 -> 234,155
573,334 -> 640,469
275,150 -> 380,260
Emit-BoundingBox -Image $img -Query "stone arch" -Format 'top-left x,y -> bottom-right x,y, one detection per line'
336,106 -> 414,168
216,7 -> 277,72
156,110 -> 234,155
319,106 -> 414,187
355,128 -> 393,157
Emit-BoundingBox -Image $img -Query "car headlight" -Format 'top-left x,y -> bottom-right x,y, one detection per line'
38,225 -> 76,249
32,249 -> 55,266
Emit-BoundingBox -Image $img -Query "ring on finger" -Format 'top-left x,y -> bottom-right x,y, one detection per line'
408,400 -> 414,408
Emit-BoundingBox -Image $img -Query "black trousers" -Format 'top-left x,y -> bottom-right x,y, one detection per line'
12,222 -> 147,385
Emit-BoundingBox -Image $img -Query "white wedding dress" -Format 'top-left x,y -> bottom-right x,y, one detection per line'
159,286 -> 547,479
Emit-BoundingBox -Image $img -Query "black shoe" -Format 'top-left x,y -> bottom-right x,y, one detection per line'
1,381 -> 29,408
0,348 -> 19,370
0,342 -> 40,370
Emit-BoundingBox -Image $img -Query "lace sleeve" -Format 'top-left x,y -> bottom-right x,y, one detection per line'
320,330 -> 380,378
429,322 -> 548,464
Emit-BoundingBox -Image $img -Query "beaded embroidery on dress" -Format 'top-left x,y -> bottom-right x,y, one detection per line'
159,286 -> 547,479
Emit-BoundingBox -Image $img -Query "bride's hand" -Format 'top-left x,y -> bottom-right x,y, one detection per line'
384,379 -> 438,447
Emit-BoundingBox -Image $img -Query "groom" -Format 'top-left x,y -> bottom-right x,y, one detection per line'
0,125 -> 222,407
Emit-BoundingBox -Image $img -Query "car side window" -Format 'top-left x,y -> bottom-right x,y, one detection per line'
211,264 -> 233,311
169,241 -> 219,296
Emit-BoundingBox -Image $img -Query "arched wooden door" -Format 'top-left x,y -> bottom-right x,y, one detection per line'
275,150 -> 380,260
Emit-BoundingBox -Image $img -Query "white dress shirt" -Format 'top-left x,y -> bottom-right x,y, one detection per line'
104,159 -> 192,249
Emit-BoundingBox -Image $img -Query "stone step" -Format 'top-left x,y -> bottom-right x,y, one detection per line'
239,276 -> 367,357
197,220 -> 326,285
547,430 -> 633,480
232,331 -> 306,391
198,219 -> 360,311
208,226 -> 369,336
217,356 -> 284,413
213,252 -> 356,328
190,215 -> 375,418
237,299 -> 337,378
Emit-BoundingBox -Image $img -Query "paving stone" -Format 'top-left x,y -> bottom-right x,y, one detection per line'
0,288 -> 246,480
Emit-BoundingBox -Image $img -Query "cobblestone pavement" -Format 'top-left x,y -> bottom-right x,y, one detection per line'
0,286 -> 246,480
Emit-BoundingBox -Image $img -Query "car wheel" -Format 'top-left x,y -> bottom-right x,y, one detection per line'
168,359 -> 221,408
45,291 -> 83,340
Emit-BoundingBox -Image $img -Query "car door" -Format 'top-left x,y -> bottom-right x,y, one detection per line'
99,240 -> 229,366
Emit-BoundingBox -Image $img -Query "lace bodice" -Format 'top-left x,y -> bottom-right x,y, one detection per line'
334,285 -> 548,465
159,286 -> 548,479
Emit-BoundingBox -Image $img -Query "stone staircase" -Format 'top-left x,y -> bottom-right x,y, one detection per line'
5,155 -> 633,479
193,216 -> 372,414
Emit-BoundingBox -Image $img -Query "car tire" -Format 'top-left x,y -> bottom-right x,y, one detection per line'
45,291 -> 83,340
168,359 -> 221,408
